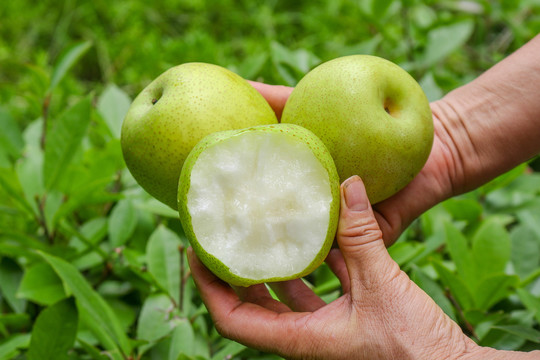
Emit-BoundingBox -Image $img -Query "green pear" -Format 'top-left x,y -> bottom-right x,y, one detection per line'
121,63 -> 278,209
281,55 -> 434,204
178,124 -> 340,286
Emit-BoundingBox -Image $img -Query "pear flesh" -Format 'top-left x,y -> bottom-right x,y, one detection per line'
179,124 -> 340,286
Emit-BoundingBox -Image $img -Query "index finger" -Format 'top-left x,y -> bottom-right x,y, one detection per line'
248,81 -> 293,119
187,248 -> 312,356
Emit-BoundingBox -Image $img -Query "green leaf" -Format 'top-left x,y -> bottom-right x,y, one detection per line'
97,84 -> 131,139
39,252 -> 131,357
371,0 -> 393,18
43,190 -> 64,234
48,41 -> 92,93
27,297 -> 78,360
0,167 -> 33,215
210,340 -> 246,360
388,241 -> 423,266
442,198 -> 483,223
17,262 -> 66,306
422,20 -> 474,67
108,199 -> 137,247
0,334 -> 31,360
15,145 -> 44,214
135,198 -> 179,218
411,267 -> 456,321
481,163 -> 528,195
136,293 -> 178,346
510,223 -> 540,280
517,288 -> 540,324
471,217 -> 511,278
43,97 -> 92,190
234,53 -> 268,80
147,226 -> 182,304
76,308 -> 124,360
491,325 -> 540,343
432,260 -> 474,310
0,258 -> 26,313
0,108 -> 23,161
271,41 -> 320,86
76,337 -> 111,360
419,72 -> 443,102
443,221 -> 475,287
517,209 -> 540,240
168,319 -> 195,360
0,321 -> 7,338
474,274 -> 519,310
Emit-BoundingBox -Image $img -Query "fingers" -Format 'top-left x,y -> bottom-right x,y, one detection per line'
233,284 -> 291,313
187,248 -> 311,357
337,176 -> 400,290
269,279 -> 326,312
325,248 -> 350,293
248,81 -> 293,119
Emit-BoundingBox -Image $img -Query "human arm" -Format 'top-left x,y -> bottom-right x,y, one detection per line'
188,176 -> 540,359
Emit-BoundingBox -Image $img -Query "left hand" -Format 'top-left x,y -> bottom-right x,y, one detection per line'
187,176 -> 478,360
248,81 -> 456,247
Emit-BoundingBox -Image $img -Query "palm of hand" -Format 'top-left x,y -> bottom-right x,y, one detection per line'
188,178 -> 472,360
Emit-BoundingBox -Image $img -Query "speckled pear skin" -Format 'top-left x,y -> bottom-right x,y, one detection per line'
121,63 -> 278,209
281,55 -> 434,204
178,124 -> 340,286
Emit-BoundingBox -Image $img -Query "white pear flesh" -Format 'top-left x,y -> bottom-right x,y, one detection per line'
179,124 -> 340,286
188,132 -> 331,280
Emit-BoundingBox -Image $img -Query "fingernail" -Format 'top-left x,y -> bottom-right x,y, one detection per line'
343,176 -> 369,212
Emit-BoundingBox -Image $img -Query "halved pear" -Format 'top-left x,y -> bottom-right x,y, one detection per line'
178,124 -> 340,286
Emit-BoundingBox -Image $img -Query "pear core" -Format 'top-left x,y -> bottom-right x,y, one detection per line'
185,130 -> 334,282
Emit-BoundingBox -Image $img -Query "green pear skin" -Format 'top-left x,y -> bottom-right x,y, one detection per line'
281,55 -> 434,204
121,63 -> 278,209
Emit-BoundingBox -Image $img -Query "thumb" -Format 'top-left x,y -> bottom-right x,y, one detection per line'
337,176 -> 399,290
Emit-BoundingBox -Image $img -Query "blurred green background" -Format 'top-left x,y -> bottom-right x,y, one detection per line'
1,0 -> 540,359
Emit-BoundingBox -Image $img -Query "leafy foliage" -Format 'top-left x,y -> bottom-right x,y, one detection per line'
1,0 -> 540,358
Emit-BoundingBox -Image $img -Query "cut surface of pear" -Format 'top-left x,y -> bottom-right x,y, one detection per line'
178,124 -> 340,286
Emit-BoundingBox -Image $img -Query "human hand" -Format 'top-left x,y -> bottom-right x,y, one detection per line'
187,176 -> 479,360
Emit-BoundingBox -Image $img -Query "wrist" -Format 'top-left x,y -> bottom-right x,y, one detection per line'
458,344 -> 540,360
388,318 -> 479,360
420,331 -> 479,360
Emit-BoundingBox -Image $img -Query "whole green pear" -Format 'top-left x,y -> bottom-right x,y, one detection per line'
178,124 -> 340,286
281,55 -> 433,204
121,63 -> 278,209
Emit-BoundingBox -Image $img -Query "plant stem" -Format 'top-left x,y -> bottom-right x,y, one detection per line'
446,289 -> 478,341
41,93 -> 52,150
179,244 -> 185,313
35,194 -> 54,244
